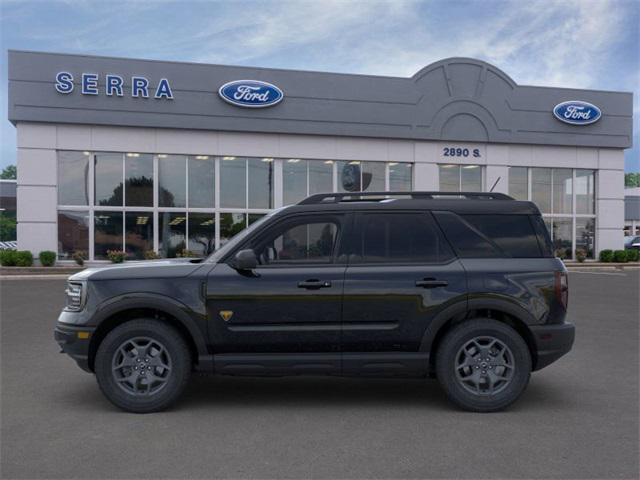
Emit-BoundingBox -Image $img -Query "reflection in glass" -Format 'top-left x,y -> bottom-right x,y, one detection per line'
159,212 -> 186,258
248,213 -> 266,225
576,170 -> 595,214
461,165 -> 482,191
362,162 -> 385,191
576,217 -> 595,259
552,169 -> 572,214
158,155 -> 186,207
58,210 -> 89,259
125,212 -> 153,259
283,159 -> 307,205
58,151 -> 89,205
309,160 -> 333,195
531,168 -> 552,213
94,211 -> 123,259
188,213 -> 215,256
439,165 -> 460,192
248,158 -> 273,208
508,167 -> 528,200
95,153 -> 123,206
188,156 -> 215,208
220,157 -> 246,208
389,163 -> 412,191
551,217 -> 572,259
220,213 -> 246,245
125,153 -> 153,207
338,161 -> 361,192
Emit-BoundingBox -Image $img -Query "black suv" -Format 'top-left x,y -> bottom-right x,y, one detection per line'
55,191 -> 574,413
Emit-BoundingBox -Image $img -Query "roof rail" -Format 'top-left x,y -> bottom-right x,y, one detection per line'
297,191 -> 513,205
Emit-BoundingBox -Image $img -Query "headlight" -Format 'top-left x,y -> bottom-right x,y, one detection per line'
65,282 -> 86,311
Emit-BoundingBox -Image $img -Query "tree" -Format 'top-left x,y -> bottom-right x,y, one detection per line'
1,165 -> 16,179
625,172 -> 640,188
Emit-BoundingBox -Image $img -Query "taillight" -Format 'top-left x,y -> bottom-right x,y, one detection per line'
555,271 -> 568,309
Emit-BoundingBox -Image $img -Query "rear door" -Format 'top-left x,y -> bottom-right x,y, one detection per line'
341,211 -> 467,372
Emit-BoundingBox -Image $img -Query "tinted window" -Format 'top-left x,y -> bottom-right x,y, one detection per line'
462,214 -> 542,258
433,211 -> 500,258
253,218 -> 339,265
353,213 -> 454,264
530,214 -> 554,257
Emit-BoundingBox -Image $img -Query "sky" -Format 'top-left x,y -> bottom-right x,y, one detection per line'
1,0 -> 638,172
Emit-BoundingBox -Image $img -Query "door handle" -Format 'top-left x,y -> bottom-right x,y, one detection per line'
298,279 -> 332,289
415,278 -> 448,288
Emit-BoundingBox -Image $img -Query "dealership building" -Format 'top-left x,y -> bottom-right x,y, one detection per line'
7,50 -> 633,261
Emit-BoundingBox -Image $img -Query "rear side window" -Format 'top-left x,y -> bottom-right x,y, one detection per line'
530,214 -> 554,257
351,212 -> 454,264
433,211 -> 543,258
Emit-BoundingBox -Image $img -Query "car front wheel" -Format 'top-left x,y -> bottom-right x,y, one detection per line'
436,318 -> 532,412
95,319 -> 191,413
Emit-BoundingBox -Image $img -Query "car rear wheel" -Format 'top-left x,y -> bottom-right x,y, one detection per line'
95,319 -> 191,413
436,318 -> 531,412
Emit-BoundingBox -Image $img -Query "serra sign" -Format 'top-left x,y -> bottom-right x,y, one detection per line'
218,80 -> 284,108
55,72 -> 174,99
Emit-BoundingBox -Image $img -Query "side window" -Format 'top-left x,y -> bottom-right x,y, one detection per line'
433,211 -> 501,258
462,214 -> 542,258
252,218 -> 339,265
352,212 -> 454,264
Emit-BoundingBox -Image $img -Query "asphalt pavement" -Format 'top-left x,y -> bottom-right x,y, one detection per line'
1,271 -> 638,479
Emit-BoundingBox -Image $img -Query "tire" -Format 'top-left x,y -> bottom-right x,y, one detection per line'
95,319 -> 192,413
435,318 -> 531,412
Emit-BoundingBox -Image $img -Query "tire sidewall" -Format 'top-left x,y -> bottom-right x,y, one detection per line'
95,320 -> 191,413
436,319 -> 531,412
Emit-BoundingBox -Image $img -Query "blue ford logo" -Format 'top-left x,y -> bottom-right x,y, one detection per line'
553,100 -> 601,125
218,80 -> 283,108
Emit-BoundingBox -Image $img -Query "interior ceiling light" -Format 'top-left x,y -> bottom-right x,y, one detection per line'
288,159 -> 300,163
126,153 -> 140,157
262,158 -> 274,162
463,165 -> 479,169
158,154 -> 168,159
222,156 -> 236,161
195,155 -> 209,160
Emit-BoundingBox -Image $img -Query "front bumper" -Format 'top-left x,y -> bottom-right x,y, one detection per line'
54,322 -> 95,373
530,321 -> 575,371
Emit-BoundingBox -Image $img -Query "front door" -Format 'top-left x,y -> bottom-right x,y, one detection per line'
206,213 -> 348,356
341,211 -> 467,373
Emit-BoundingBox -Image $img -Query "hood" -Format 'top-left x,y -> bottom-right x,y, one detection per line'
69,258 -> 210,281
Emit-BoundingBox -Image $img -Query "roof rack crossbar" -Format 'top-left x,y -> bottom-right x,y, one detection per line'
297,191 -> 513,205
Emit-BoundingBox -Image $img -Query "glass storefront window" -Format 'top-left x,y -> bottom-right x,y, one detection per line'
220,157 -> 246,208
57,210 -> 89,259
248,213 -> 266,225
309,161 -> 333,195
94,211 -> 123,259
552,168 -> 572,214
220,212 -> 246,245
95,153 -> 123,206
159,212 -> 186,258
125,153 -> 153,207
58,151 -> 90,205
362,162 -> 385,191
550,217 -> 572,259
188,213 -> 215,256
159,155 -> 186,207
439,165 -> 460,192
576,217 -> 596,259
125,212 -> 153,259
188,156 -> 215,208
531,168 -> 552,213
248,158 -> 273,208
576,169 -> 595,214
508,167 -> 528,200
461,165 -> 482,191
283,159 -> 307,205
389,163 -> 412,191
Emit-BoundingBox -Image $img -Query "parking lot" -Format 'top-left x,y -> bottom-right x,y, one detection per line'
1,271 -> 638,479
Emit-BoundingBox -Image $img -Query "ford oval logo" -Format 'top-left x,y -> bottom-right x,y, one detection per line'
553,100 -> 601,125
218,80 -> 283,108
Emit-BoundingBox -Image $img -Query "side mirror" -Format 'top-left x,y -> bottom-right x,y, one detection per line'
232,249 -> 258,271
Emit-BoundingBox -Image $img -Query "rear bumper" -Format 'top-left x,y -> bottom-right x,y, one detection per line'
54,323 -> 95,373
530,321 -> 575,371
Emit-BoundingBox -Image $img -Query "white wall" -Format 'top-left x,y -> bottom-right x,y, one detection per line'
16,122 -> 627,256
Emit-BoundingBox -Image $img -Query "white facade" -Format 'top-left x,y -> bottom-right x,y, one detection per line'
16,122 -> 625,260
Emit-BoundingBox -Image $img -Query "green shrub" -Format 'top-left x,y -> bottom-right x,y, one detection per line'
106,250 -> 127,263
15,250 -> 34,267
0,249 -> 17,266
72,250 -> 87,266
626,249 -> 639,262
575,249 -> 587,263
613,250 -> 628,263
39,250 -> 56,267
144,250 -> 160,260
599,249 -> 614,262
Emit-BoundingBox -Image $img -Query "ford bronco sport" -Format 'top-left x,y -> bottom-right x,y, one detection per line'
55,191 -> 575,413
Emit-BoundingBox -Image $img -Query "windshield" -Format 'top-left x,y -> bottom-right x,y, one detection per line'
206,207 -> 288,263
